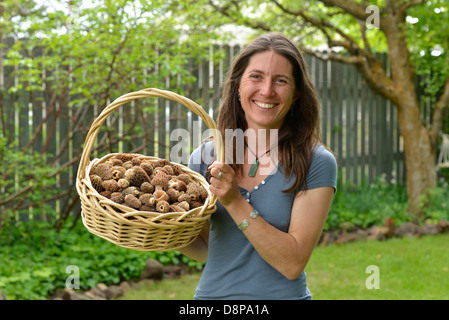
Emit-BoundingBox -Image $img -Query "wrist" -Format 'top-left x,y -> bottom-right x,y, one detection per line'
222,193 -> 248,213
238,208 -> 260,231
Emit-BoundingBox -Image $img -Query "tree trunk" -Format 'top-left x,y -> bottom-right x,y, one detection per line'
382,4 -> 437,216
397,100 -> 437,216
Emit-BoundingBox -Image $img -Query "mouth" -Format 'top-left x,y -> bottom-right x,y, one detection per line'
253,100 -> 278,110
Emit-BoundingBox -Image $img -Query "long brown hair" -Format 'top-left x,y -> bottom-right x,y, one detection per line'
217,32 -> 322,193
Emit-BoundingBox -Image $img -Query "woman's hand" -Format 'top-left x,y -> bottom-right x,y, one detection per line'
207,161 -> 242,207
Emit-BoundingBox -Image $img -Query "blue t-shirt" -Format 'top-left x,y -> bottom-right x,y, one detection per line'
188,141 -> 337,300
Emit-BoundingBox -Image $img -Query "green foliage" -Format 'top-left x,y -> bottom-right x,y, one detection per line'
326,173 -> 410,230
406,0 -> 449,107
5,0 -> 222,104
0,217 -> 204,300
327,172 -> 449,230
0,134 -> 59,222
419,180 -> 449,223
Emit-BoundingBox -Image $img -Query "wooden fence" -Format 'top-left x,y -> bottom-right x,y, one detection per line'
1,43 -> 408,219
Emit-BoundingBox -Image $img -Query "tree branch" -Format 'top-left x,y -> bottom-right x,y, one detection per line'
399,0 -> 426,12
319,0 -> 367,21
355,57 -> 399,104
270,0 -> 364,56
207,0 -> 271,32
430,76 -> 449,148
299,46 -> 362,64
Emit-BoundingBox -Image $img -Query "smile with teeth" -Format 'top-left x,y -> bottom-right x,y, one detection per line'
254,100 -> 278,109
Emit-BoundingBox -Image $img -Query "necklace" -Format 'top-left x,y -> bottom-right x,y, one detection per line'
244,140 -> 272,177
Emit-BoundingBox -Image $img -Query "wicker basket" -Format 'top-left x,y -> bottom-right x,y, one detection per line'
76,88 -> 224,251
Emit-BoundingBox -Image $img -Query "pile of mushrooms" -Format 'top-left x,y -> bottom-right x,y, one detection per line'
89,153 -> 207,214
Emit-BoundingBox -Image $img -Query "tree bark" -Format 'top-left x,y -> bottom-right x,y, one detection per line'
382,2 -> 437,215
397,100 -> 437,216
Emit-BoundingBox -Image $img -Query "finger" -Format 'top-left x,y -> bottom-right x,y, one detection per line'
208,161 -> 231,173
210,167 -> 222,179
209,183 -> 227,199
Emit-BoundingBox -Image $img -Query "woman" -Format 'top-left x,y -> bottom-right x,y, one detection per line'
180,33 -> 337,300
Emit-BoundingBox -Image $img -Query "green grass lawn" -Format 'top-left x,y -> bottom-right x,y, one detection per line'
117,234 -> 449,300
307,234 -> 449,299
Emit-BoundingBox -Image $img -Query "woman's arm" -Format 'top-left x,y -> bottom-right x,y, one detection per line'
224,186 -> 334,280
208,161 -> 334,280
176,220 -> 210,262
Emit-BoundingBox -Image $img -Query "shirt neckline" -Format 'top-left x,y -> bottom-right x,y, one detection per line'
238,164 -> 280,193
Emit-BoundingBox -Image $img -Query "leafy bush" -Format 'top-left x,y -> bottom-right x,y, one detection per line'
0,218 -> 204,300
0,134 -> 60,223
419,179 -> 449,223
326,174 -> 410,230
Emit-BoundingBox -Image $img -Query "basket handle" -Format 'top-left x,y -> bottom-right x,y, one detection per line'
76,87 -> 224,185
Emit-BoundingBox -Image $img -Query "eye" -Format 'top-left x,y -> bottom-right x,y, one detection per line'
275,78 -> 288,85
249,74 -> 262,80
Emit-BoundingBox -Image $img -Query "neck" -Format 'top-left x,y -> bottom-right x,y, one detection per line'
244,128 -> 278,156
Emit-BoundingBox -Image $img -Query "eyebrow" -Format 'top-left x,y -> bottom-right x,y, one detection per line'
247,69 -> 291,80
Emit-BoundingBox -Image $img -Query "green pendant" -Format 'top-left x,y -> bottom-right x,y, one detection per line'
248,159 -> 259,177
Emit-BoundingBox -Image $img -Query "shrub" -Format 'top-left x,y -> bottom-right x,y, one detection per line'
326,174 -> 409,230
0,218 -> 204,300
419,180 -> 449,223
0,134 -> 60,224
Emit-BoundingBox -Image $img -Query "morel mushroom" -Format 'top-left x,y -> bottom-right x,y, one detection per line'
186,183 -> 201,201
151,171 -> 170,191
170,204 -> 186,212
100,191 -> 112,199
153,159 -> 171,168
92,163 -> 113,180
141,205 -> 156,212
154,189 -> 170,203
124,194 -> 142,209
171,164 -> 184,175
196,183 -> 208,200
122,186 -> 140,197
111,166 -> 126,180
176,173 -> 191,185
122,161 -> 133,170
117,178 -> 130,189
114,153 -> 136,163
166,188 -> 180,203
168,178 -> 187,192
140,161 -> 154,176
125,166 -> 151,187
178,193 -> 192,204
139,194 -> 156,207
156,200 -> 170,213
140,182 -> 154,194
163,165 -> 174,175
177,200 -> 190,211
102,179 -> 120,192
90,174 -> 104,192
110,192 -> 125,204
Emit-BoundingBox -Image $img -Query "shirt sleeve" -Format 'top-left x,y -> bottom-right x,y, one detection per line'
188,141 -> 215,177
305,145 -> 338,193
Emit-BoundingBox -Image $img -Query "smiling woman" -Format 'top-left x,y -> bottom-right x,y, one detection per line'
238,50 -> 298,130
178,32 -> 338,300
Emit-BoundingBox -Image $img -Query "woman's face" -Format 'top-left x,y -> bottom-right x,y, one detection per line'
238,50 -> 298,130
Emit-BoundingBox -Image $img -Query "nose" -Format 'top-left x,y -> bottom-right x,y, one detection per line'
260,79 -> 274,97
